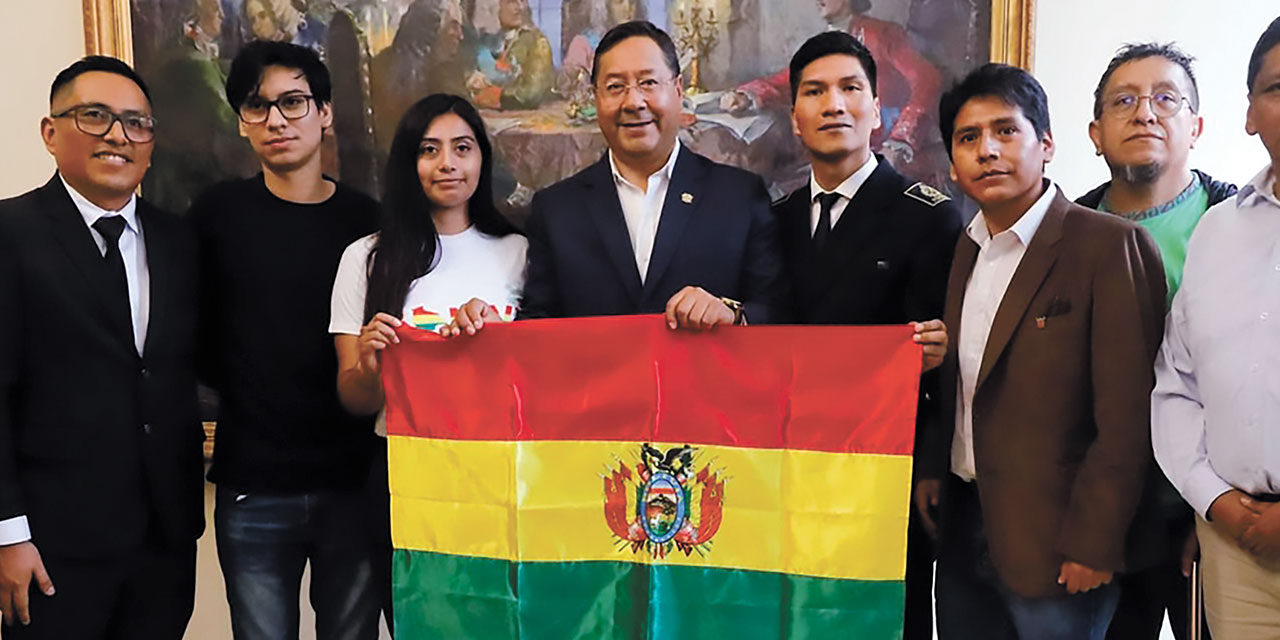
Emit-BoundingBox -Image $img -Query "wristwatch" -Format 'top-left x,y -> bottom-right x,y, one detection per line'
718,296 -> 747,326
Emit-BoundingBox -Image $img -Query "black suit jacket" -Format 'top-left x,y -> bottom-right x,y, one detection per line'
520,146 -> 786,322
0,176 -> 204,558
773,157 -> 962,325
774,158 -> 962,480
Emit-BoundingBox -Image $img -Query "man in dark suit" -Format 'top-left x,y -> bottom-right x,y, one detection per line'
0,57 -> 204,639
914,63 -> 1166,639
518,20 -> 785,327
772,31 -> 962,640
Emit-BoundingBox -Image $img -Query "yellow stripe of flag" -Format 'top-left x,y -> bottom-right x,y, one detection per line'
388,436 -> 912,582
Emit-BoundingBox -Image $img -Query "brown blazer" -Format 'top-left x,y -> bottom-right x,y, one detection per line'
918,189 -> 1167,597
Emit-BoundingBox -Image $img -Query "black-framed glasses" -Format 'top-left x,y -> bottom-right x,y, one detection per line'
238,93 -> 314,124
1101,91 -> 1193,119
50,104 -> 156,143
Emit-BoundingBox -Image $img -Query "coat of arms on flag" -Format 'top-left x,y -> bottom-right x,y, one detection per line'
604,444 -> 725,558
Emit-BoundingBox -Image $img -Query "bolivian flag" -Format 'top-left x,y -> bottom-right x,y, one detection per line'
382,315 -> 920,639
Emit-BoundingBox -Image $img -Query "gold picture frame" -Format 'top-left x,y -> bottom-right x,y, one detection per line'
84,0 -> 1036,68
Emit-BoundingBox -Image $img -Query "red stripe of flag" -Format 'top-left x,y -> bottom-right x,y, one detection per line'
381,315 -> 920,456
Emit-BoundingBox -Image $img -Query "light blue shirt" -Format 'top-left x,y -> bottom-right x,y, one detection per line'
1153,165 -> 1280,518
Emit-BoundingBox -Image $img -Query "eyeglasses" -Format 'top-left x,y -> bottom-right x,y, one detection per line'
50,105 -> 156,143
595,77 -> 675,100
1101,91 -> 1193,119
238,93 -> 314,124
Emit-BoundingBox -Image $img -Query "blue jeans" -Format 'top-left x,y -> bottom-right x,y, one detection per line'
215,487 -> 381,640
935,475 -> 1120,640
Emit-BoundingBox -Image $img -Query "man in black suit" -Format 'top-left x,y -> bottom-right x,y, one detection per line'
771,32 -> 962,640
518,20 -> 785,328
0,57 -> 203,640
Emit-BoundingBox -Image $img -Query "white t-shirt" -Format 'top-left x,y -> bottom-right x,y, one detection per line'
329,227 -> 528,434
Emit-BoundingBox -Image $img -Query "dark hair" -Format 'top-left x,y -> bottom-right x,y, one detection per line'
591,20 -> 680,85
363,94 -> 520,322
1092,43 -> 1199,119
939,63 -> 1051,158
1248,16 -> 1280,92
788,30 -> 877,104
50,55 -> 151,105
390,0 -> 444,54
224,40 -> 332,112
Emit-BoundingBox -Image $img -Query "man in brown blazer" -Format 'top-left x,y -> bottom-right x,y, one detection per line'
914,63 -> 1166,640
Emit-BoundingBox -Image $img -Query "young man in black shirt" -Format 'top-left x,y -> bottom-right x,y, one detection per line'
189,41 -> 381,640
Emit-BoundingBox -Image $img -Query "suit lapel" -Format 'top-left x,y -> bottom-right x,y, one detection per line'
38,176 -> 136,347
642,146 -> 704,301
780,184 -> 813,260
584,156 -> 644,305
975,191 -> 1068,391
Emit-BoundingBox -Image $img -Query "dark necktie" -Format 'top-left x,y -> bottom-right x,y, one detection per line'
92,216 -> 132,333
813,192 -> 842,253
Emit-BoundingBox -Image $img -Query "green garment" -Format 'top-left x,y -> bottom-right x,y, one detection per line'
1100,175 -> 1209,305
498,26 -> 554,110
145,39 -> 255,213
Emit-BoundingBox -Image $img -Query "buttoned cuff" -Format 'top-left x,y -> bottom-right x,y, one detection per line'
1183,464 -> 1234,520
0,516 -> 31,546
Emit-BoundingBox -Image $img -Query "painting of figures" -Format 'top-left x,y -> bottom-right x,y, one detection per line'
113,0 -> 1014,218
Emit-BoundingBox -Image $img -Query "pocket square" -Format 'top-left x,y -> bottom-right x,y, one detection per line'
875,259 -> 890,270
1043,296 -> 1072,317
1035,296 -> 1072,328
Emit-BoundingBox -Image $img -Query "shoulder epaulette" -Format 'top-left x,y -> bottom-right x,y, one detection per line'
904,182 -> 951,207
772,189 -> 801,207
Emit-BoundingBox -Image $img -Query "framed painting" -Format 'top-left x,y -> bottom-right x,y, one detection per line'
84,0 -> 1034,218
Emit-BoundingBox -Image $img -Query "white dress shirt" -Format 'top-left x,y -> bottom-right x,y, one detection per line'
609,140 -> 682,283
952,182 -> 1057,481
63,176 -> 150,354
1153,165 -> 1280,517
0,179 -> 151,546
809,153 -> 877,237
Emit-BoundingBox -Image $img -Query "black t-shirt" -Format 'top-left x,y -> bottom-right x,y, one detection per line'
191,174 -> 378,492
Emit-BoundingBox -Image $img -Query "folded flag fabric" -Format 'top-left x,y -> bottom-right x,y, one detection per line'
382,315 -> 921,639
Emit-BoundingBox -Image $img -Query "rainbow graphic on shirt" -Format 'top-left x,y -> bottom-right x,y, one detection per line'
409,304 -> 520,331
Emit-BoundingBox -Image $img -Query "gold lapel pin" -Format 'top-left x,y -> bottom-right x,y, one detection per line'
681,192 -> 694,204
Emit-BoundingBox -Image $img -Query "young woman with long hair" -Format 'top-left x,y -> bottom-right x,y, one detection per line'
328,93 -> 526,633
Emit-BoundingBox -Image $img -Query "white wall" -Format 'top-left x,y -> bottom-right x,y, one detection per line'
0,0 -> 84,198
1035,0 -> 1275,198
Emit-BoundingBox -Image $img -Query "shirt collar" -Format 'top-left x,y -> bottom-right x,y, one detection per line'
809,154 -> 878,204
609,139 -> 682,191
60,174 -> 139,234
966,179 -> 1057,247
1237,164 -> 1280,209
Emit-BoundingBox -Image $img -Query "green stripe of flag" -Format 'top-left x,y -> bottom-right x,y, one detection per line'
393,550 -> 905,639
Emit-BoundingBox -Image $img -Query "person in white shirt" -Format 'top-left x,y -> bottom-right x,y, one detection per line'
328,93 -> 527,634
1151,16 -> 1280,640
